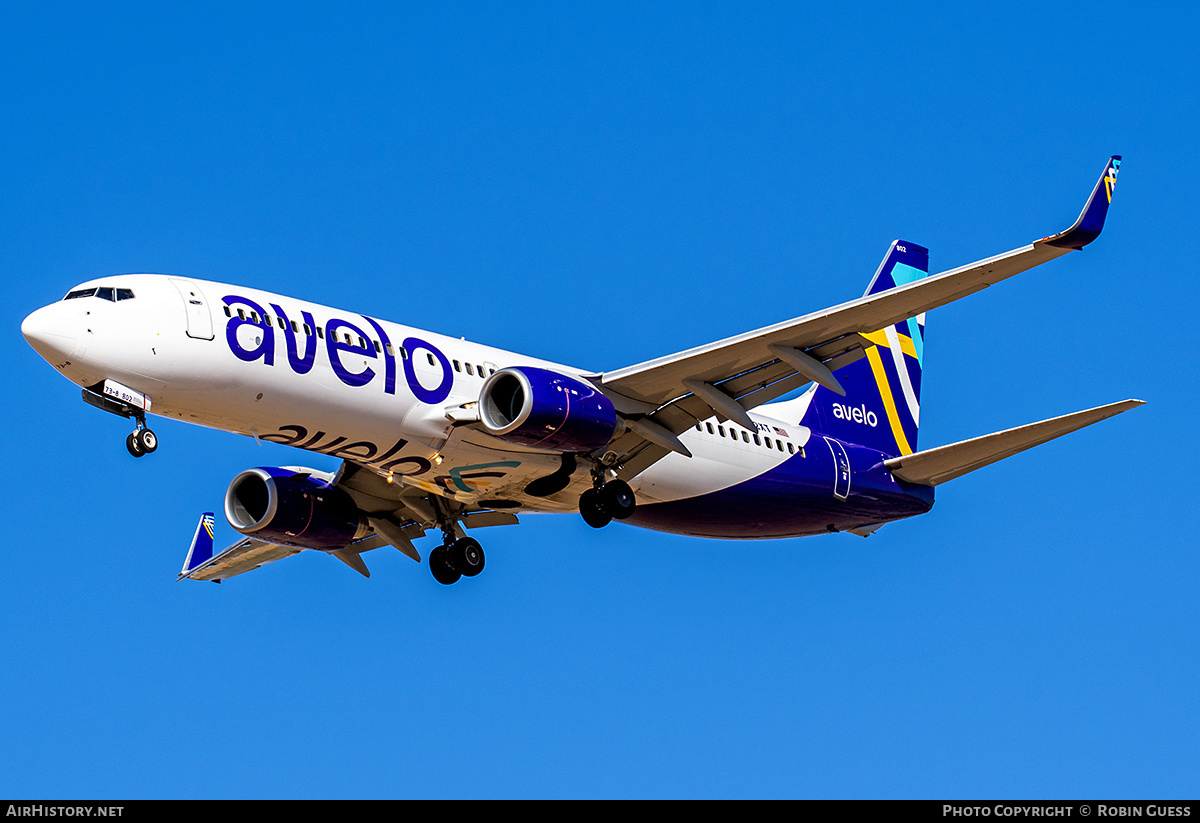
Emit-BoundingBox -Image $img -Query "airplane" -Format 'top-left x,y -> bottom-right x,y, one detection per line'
21,156 -> 1139,586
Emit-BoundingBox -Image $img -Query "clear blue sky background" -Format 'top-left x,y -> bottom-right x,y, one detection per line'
2,2 -> 1196,799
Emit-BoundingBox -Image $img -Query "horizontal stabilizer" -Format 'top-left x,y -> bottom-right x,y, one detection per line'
884,399 -> 1144,487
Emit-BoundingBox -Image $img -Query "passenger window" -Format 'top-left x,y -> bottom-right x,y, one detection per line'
776,439 -> 784,451
787,443 -> 795,454
466,363 -> 474,376
316,326 -> 324,339
453,360 -> 461,373
741,431 -> 750,443
292,320 -> 300,333
237,309 -> 246,320
277,317 -> 286,330
303,323 -> 312,336
428,353 -> 436,366
753,434 -> 761,446
223,306 -> 232,317
718,426 -> 725,437
706,423 -> 714,434
373,340 -> 381,354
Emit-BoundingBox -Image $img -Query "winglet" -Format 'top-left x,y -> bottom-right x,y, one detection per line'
1041,156 -> 1121,250
180,512 -> 217,578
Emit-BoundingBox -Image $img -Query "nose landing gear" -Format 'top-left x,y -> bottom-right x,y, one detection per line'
80,381 -> 159,459
125,424 -> 158,458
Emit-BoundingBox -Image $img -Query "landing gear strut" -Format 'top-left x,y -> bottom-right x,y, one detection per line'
579,472 -> 636,529
80,382 -> 159,459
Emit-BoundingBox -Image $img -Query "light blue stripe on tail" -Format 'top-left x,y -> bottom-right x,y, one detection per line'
800,240 -> 929,456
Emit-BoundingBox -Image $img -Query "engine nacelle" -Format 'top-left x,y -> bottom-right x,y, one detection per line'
224,466 -> 368,550
479,367 -> 618,453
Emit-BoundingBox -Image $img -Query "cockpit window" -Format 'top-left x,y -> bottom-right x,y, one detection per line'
62,286 -> 135,302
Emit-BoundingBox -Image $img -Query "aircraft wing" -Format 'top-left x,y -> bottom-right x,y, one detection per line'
177,463 -> 522,582
600,157 -> 1122,477
178,534 -> 304,582
176,513 -> 298,582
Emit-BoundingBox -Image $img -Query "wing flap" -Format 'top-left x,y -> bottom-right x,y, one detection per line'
883,399 -> 1144,487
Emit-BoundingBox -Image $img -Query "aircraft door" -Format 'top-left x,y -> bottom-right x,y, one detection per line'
823,436 -> 851,500
170,278 -> 215,340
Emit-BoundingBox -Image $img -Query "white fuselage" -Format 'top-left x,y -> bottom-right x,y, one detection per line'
22,274 -> 811,517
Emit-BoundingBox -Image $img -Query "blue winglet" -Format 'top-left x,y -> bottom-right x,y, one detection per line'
181,513 -> 216,576
1042,156 -> 1121,250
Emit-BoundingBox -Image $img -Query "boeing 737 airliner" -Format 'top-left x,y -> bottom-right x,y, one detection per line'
22,157 -> 1139,585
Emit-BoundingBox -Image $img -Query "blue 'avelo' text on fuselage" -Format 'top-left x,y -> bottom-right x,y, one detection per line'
223,294 -> 454,404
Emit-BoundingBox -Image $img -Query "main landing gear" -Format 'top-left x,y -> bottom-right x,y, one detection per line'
579,477 -> 636,529
429,537 -> 485,585
426,500 -> 485,585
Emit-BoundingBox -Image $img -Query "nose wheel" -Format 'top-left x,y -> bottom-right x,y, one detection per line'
126,427 -> 158,458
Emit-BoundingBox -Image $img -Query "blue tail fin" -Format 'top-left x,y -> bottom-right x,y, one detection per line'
181,513 -> 216,576
800,240 -> 928,456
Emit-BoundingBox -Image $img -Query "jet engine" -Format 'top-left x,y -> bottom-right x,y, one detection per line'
478,367 -> 618,453
224,466 -> 369,550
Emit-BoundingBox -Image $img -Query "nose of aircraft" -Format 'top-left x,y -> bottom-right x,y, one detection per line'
22,303 -> 79,364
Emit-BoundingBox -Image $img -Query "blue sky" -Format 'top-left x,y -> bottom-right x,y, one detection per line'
2,2 -> 1197,799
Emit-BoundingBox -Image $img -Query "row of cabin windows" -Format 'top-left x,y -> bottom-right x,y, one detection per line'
224,305 -> 405,356
694,421 -> 802,456
451,358 -> 495,378
223,304 -> 497,378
